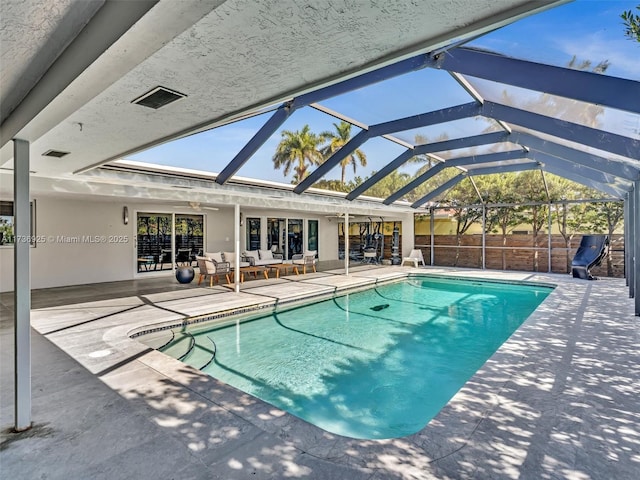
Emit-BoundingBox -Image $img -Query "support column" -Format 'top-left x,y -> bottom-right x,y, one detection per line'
629,187 -> 636,299
624,196 -> 629,286
234,204 -> 240,293
548,205 -> 553,273
14,138 -> 31,431
171,213 -> 176,274
481,204 -> 486,270
634,182 -> 640,315
344,213 -> 349,276
429,208 -> 435,266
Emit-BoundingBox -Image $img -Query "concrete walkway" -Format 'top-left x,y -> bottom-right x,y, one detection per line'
1,266 -> 639,479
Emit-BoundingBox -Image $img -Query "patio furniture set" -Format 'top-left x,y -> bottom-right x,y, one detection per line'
194,249 -> 425,287
195,250 -> 317,287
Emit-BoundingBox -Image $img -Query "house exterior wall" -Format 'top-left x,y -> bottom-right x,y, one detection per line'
0,198 -> 233,292
1,197 -> 132,291
4,198 -> 398,292
238,208 -> 336,260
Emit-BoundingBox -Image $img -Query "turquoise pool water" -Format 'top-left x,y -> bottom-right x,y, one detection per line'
153,276 -> 551,439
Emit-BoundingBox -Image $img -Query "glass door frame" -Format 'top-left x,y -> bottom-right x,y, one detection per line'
267,217 -> 286,257
134,210 -> 206,277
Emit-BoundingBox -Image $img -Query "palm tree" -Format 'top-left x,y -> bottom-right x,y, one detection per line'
411,133 -> 450,172
272,125 -> 324,183
320,121 -> 367,184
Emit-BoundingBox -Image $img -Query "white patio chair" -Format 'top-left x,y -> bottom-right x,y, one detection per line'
401,249 -> 426,268
292,250 -> 317,274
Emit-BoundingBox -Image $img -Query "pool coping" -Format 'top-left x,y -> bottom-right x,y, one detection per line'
26,266 -> 639,478
134,272 -> 556,440
126,270 -> 559,456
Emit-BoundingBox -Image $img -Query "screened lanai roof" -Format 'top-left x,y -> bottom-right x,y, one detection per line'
116,1 -> 639,210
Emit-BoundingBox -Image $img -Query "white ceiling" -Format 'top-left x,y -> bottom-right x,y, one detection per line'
0,0 -> 564,207
0,0 -> 104,121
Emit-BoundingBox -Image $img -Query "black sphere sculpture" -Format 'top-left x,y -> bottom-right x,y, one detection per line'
176,266 -> 195,284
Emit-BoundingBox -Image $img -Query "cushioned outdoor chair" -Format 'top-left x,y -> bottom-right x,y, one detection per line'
401,249 -> 426,267
196,256 -> 231,286
292,250 -> 317,274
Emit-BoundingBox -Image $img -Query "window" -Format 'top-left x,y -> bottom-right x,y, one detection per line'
175,214 -> 204,265
287,219 -> 304,259
308,219 -> 318,254
136,212 -> 204,273
0,200 -> 36,246
268,218 -> 286,255
246,217 -> 261,250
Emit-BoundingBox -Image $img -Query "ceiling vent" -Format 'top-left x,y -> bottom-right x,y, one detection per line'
42,149 -> 70,158
132,86 -> 187,109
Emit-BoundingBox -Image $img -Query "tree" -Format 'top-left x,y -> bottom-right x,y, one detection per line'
312,178 -> 354,193
495,55 -> 608,136
513,171 -> 551,271
273,125 -> 324,183
0,217 -> 13,244
361,171 -> 411,199
567,55 -> 610,74
480,174 -> 523,270
546,176 -> 602,272
622,5 -> 640,43
411,133 -> 449,171
443,177 -> 483,267
582,201 -> 624,276
320,121 -> 367,184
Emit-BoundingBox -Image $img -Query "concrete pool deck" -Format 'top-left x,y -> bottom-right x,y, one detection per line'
1,265 -> 639,479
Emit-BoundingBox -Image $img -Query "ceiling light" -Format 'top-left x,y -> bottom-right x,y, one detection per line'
132,86 -> 187,109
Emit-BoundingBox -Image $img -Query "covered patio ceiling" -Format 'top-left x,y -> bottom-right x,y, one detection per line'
1,0 -> 579,212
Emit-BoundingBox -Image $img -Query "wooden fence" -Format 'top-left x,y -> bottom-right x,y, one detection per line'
414,234 -> 625,278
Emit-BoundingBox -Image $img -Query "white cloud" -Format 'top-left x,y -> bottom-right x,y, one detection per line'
555,32 -> 640,79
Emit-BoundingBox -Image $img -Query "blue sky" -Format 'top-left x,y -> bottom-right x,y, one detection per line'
128,0 -> 639,184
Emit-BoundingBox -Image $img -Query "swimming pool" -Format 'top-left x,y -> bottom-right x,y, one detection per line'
143,276 -> 552,439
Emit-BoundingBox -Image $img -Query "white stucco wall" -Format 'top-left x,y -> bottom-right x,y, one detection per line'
1,197 -> 132,291
0,197 -> 415,292
0,198 -> 235,292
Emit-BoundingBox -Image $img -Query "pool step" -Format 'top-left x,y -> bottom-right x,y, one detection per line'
159,332 -> 193,360
150,331 -> 216,370
141,329 -> 174,350
179,336 -> 216,370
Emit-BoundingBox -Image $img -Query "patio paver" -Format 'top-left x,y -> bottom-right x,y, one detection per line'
1,266 -> 639,479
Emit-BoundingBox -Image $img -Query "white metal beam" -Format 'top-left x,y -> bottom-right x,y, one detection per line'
344,212 -> 350,276
629,189 -> 636,299
13,138 -> 31,431
234,204 -> 240,293
634,182 -> 640,315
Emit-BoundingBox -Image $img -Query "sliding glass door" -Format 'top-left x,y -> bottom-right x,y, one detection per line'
308,219 -> 318,253
267,218 -> 286,255
136,212 -> 203,273
246,217 -> 261,250
175,214 -> 204,265
287,219 -> 304,259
